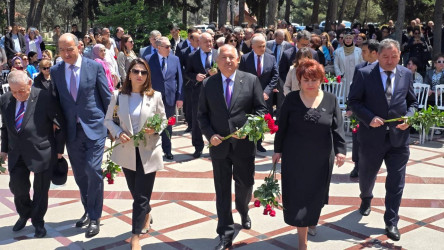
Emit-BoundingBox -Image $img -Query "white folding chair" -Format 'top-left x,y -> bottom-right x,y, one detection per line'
2,70 -> 9,81
413,83 -> 430,143
2,83 -> 10,93
430,84 -> 444,140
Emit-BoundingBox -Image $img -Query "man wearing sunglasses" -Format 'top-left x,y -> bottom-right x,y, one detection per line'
146,37 -> 183,160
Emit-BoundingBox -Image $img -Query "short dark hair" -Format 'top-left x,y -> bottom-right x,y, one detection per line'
11,22 -> 19,27
169,23 -> 180,31
362,39 -> 379,52
54,25 -> 60,29
28,51 -> 37,58
72,24 -> 78,27
187,28 -> 197,34
408,57 -> 421,66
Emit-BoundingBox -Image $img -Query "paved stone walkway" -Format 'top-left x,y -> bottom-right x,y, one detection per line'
0,123 -> 443,249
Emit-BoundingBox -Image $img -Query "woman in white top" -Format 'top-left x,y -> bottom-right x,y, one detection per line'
406,57 -> 424,83
334,31 -> 363,98
284,47 -> 313,96
104,58 -> 166,249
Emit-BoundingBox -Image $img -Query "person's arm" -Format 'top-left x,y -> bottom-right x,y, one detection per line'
185,54 -> 198,83
117,52 -> 126,81
175,58 -> 184,101
405,71 -> 418,117
252,75 -> 268,116
0,48 -> 6,65
155,93 -> 167,134
283,67 -> 293,96
274,92 -> 291,153
331,96 -> 346,155
95,62 -> 112,110
334,50 -> 342,76
263,57 -> 279,95
104,91 -> 123,138
47,91 -> 66,155
197,78 -> 216,141
348,69 -> 376,127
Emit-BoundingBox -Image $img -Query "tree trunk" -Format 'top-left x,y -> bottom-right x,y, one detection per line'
8,0 -> 16,25
284,0 -> 291,22
182,0 -> 188,27
33,0 -> 46,28
27,0 -> 37,28
310,0 -> 320,24
352,0 -> 363,23
325,0 -> 338,32
433,0 -> 444,57
82,0 -> 89,35
218,0 -> 228,28
256,0 -> 267,27
209,0 -> 219,23
238,0 -> 245,25
394,0 -> 405,45
267,0 -> 278,27
337,0 -> 347,24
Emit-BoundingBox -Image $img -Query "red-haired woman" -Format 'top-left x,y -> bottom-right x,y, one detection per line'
273,59 -> 346,250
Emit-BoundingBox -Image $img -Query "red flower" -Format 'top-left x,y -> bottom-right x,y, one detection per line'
352,128 -> 357,134
269,210 -> 276,217
254,200 -> 261,207
108,178 -> 114,184
270,125 -> 279,134
336,75 -> 341,83
264,113 -> 272,121
324,77 -> 329,83
356,124 -> 360,129
106,172 -> 111,179
263,208 -> 269,215
168,116 -> 176,126
265,204 -> 272,211
267,119 -> 275,128
114,55 -> 117,60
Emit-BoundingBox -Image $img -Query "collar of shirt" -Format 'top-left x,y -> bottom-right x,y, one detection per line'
379,66 -> 397,93
368,60 -> 378,65
186,39 -> 191,47
253,52 -> 264,74
221,71 -> 236,98
200,49 -> 212,68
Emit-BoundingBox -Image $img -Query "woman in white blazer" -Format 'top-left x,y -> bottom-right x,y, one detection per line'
334,31 -> 364,98
104,58 -> 166,250
283,47 -> 313,96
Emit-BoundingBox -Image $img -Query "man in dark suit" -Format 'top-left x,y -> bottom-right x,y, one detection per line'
146,37 -> 183,160
197,44 -> 267,250
348,39 -> 380,178
185,32 -> 218,158
51,33 -> 111,238
178,32 -> 200,133
139,30 -> 161,58
348,39 -> 417,241
239,34 -> 279,152
175,28 -> 198,57
240,28 -> 254,54
169,24 -> 184,54
0,71 -> 65,238
4,23 -> 26,60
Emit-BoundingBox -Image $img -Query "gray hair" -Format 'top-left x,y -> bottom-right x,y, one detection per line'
297,30 -> 311,41
155,36 -> 170,47
378,38 -> 400,53
275,29 -> 285,38
216,36 -> 225,44
233,27 -> 243,34
150,30 -> 161,38
217,44 -> 238,59
251,34 -> 266,45
8,70 -> 31,86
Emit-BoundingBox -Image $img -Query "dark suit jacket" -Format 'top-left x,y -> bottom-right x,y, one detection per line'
4,32 -> 26,60
33,73 -> 52,91
197,70 -> 267,159
146,53 -> 183,106
238,52 -> 279,95
139,45 -> 155,59
177,46 -> 195,88
50,57 -> 111,142
266,40 -> 293,62
176,39 -> 189,52
241,42 -> 252,54
0,87 -> 65,173
279,46 -> 319,82
185,48 -> 218,88
170,37 -> 184,54
348,63 -> 418,148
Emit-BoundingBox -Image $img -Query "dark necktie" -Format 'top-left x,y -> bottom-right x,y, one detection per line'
274,43 -> 279,61
385,71 -> 392,104
225,78 -> 232,108
15,101 -> 25,131
161,57 -> 166,71
257,55 -> 262,77
205,52 -> 211,70
153,48 -> 157,54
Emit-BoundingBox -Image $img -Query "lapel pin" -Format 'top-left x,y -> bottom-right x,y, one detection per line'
321,108 -> 326,112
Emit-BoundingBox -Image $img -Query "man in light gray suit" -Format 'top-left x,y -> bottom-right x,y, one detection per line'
266,29 -> 293,65
50,33 -> 111,238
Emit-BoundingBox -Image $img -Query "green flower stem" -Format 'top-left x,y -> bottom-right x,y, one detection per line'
384,117 -> 408,123
207,130 -> 239,148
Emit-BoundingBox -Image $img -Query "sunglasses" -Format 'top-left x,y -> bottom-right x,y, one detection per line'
229,39 -> 237,42
128,40 -> 134,44
436,60 -> 444,64
339,36 -> 344,39
160,45 -> 171,49
42,67 -> 50,70
22,58 -> 29,60
131,69 -> 148,75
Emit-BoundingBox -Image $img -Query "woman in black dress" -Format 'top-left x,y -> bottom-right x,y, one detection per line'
273,59 -> 346,250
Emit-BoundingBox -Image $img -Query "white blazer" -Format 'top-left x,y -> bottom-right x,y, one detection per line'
333,47 -> 363,77
104,91 -> 167,174
283,66 -> 300,96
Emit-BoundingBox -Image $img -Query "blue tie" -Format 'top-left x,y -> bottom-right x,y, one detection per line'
15,101 -> 25,131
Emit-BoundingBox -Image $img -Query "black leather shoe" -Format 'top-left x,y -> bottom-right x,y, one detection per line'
241,215 -> 251,229
193,150 -> 202,158
257,144 -> 267,152
34,226 -> 47,238
184,127 -> 192,133
85,220 -> 100,238
350,164 -> 359,178
12,217 -> 28,232
215,237 -> 232,250
359,200 -> 371,216
165,153 -> 174,160
386,225 -> 400,241
75,213 -> 90,228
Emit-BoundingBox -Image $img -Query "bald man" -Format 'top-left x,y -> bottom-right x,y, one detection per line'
50,33 -> 111,238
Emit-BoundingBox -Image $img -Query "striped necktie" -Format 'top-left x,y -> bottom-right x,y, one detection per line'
15,101 -> 25,131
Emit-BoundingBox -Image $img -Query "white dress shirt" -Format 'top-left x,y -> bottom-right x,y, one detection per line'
253,52 -> 264,75
379,66 -> 396,95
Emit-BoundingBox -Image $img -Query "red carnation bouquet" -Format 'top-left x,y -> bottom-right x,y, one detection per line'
103,115 -> 176,184
253,161 -> 282,217
324,73 -> 341,84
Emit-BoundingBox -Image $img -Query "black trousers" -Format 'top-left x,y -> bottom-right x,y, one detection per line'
352,132 -> 360,163
122,148 -> 156,234
184,87 -> 193,127
191,86 -> 204,151
358,133 -> 409,226
211,144 -> 255,240
9,156 -> 51,228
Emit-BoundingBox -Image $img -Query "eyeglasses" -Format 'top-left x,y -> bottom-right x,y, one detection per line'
339,36 -> 344,39
22,58 -> 28,60
131,69 -> 148,75
436,60 -> 444,64
229,39 -> 237,43
128,40 -> 134,44
42,67 -> 50,70
160,45 -> 171,49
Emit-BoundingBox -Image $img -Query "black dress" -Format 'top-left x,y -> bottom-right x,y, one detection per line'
274,90 -> 346,227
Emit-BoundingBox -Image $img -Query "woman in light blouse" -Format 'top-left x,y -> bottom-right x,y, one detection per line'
104,58 -> 166,250
424,54 -> 444,108
117,34 -> 137,83
283,47 -> 313,96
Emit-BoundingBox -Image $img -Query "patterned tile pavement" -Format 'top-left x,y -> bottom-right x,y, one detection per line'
0,123 -> 443,249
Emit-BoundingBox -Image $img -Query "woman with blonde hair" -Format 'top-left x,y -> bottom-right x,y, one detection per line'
320,32 -> 334,66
